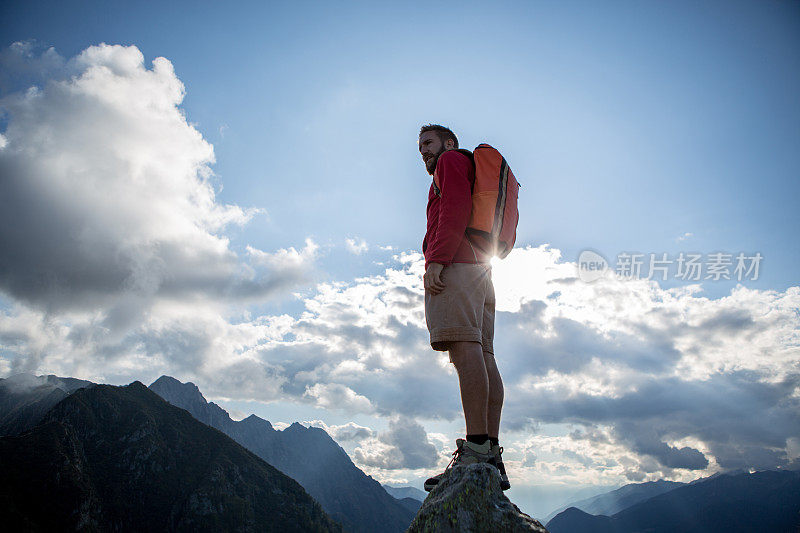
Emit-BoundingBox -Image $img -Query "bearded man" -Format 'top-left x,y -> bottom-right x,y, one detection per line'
418,124 -> 509,492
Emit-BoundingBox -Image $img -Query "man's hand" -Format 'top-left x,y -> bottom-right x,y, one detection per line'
424,263 -> 446,294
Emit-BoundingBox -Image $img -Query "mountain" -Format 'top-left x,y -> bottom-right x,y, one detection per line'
383,485 -> 425,515
544,479 -> 684,521
150,375 -> 415,532
546,470 -> 800,533
395,496 -> 423,515
384,484 -> 427,502
546,507 -> 616,533
408,462 -> 547,532
0,373 -> 95,435
0,381 -> 342,532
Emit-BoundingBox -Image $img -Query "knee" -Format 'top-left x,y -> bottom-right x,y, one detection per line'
448,341 -> 483,362
482,351 -> 502,376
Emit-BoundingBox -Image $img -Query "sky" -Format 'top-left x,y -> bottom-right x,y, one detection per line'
1,0 -> 799,520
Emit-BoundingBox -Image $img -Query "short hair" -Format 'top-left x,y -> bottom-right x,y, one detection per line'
419,124 -> 459,149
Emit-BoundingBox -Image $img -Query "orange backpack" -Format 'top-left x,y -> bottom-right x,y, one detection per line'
433,144 -> 520,258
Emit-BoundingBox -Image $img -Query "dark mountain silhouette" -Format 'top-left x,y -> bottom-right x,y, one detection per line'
0,373 -> 95,435
0,381 -> 342,532
395,496 -> 423,515
546,469 -> 800,533
546,507 -> 616,533
383,486 -> 424,515
149,375 -> 415,532
544,479 -> 685,521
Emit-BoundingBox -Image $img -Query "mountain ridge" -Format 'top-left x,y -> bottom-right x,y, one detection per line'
544,478 -> 685,521
546,469 -> 800,533
0,380 -> 342,532
149,374 -> 415,533
0,373 -> 96,436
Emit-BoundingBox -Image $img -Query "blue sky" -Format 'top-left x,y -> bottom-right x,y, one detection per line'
4,0 -> 797,294
1,0 -> 799,519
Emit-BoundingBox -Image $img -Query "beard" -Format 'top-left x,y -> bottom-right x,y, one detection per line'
425,147 -> 446,175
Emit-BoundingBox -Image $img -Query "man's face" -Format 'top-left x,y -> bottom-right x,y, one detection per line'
419,131 -> 449,176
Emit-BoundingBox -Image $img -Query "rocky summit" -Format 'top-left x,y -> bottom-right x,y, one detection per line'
408,463 -> 548,533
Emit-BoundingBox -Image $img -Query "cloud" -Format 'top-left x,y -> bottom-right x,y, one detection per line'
345,237 -> 368,255
246,238 -> 320,285
304,382 -> 375,413
3,228 -> 798,483
0,42 -> 313,325
4,238 -> 797,482
353,415 -> 438,469
491,247 -> 800,475
305,420 -> 376,442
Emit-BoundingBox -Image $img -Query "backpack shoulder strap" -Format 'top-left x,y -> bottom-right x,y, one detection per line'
455,148 -> 474,164
432,149 -> 475,197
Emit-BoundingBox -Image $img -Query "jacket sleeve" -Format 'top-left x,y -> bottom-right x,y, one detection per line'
425,151 -> 472,265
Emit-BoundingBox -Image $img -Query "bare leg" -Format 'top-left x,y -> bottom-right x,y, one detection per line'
448,341 -> 489,435
483,350 -> 504,439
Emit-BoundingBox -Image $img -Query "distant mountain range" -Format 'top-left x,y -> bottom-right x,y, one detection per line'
382,485 -> 425,515
544,479 -> 685,522
384,484 -> 426,515
383,484 -> 427,503
0,380 -> 341,531
546,469 -> 800,533
149,375 -> 415,532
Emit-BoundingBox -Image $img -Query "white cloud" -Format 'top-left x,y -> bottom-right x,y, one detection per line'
345,237 -> 368,255
0,41 -> 320,386
0,41 -> 307,325
304,420 -> 376,442
304,382 -> 375,414
245,238 -> 319,288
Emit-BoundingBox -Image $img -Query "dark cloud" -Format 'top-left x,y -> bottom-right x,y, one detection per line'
697,308 -> 755,332
506,371 -> 800,472
498,310 -> 682,379
354,415 -> 438,470
625,429 -> 709,470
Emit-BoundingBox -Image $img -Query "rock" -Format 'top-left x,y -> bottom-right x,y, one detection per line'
407,463 -> 548,532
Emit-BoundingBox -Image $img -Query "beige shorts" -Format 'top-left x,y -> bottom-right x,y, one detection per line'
424,262 -> 495,357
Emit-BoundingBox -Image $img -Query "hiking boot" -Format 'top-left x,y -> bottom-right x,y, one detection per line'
424,438 -> 492,492
487,443 -> 511,490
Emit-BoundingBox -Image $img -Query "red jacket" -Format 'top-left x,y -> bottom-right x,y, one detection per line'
423,150 -> 492,270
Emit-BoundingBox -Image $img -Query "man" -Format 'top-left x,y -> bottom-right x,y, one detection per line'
418,124 -> 509,492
